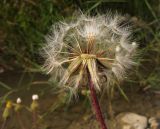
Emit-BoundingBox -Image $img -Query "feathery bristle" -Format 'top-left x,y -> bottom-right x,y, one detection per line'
41,12 -> 137,93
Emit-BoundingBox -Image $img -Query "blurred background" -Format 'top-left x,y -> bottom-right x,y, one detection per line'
0,0 -> 159,72
0,0 -> 160,128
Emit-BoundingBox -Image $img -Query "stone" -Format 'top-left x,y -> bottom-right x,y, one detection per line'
149,117 -> 160,129
115,112 -> 148,129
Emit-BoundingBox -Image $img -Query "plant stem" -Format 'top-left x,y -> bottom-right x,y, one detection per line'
32,111 -> 38,129
88,76 -> 108,129
16,112 -> 27,129
1,119 -> 7,129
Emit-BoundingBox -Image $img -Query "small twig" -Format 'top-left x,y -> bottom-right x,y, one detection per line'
152,90 -> 160,95
143,85 -> 151,91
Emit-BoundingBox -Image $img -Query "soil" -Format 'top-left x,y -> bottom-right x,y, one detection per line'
0,71 -> 160,129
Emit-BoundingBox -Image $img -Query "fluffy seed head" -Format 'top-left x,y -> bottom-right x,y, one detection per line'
32,94 -> 39,100
16,97 -> 22,104
42,12 -> 137,93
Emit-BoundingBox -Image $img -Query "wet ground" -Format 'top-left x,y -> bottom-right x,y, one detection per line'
0,71 -> 160,129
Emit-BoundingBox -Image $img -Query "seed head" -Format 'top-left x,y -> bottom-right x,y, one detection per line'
42,12 -> 137,93
32,94 -> 39,101
16,97 -> 22,104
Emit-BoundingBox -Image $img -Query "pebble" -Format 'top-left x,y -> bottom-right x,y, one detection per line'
149,117 -> 160,129
115,112 -> 148,129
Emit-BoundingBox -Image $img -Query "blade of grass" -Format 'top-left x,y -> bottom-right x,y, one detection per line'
0,81 -> 12,90
117,84 -> 129,102
144,0 -> 158,20
86,0 -> 102,14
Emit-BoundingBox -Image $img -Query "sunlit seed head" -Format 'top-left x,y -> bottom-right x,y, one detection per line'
16,97 -> 22,104
32,94 -> 39,101
42,12 -> 137,92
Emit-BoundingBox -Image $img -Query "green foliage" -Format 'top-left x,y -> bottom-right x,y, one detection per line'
0,0 -> 159,70
0,0 -> 75,70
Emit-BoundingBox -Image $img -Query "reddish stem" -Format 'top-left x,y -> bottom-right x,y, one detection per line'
88,76 -> 108,129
